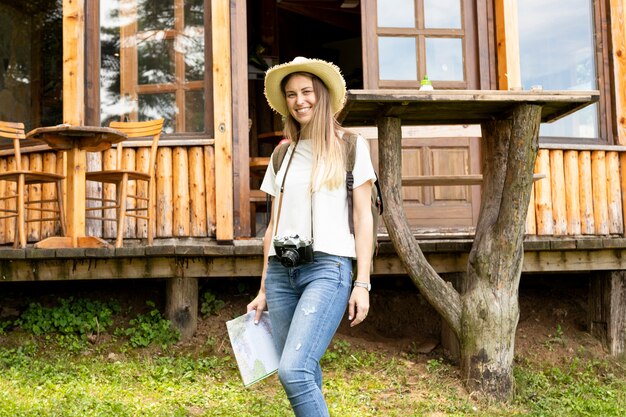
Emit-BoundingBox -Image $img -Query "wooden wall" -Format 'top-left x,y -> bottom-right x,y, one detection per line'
526,147 -> 625,236
0,145 -> 217,245
2,143 -> 626,245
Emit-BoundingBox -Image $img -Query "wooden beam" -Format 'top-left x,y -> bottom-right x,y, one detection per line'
212,0 -> 234,241
63,0 -> 85,125
494,0 -> 521,90
610,0 -> 626,144
231,0 -> 250,238
589,271 -> 626,355
402,174 -> 545,186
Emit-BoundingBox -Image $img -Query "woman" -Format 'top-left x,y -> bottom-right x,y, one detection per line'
247,56 -> 375,417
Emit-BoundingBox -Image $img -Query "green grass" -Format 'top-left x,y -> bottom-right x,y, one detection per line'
1,335 -> 625,417
1,294 -> 625,416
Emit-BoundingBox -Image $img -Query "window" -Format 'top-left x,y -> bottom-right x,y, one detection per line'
518,0 -> 603,140
0,0 -> 62,131
100,0 -> 210,135
375,0 -> 468,88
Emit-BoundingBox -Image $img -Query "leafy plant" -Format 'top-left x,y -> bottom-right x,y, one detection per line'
15,297 -> 120,336
200,291 -> 225,316
544,324 -> 566,350
0,320 -> 12,335
321,339 -> 352,366
116,301 -> 180,348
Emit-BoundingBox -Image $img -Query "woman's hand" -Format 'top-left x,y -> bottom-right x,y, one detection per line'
348,286 -> 370,327
246,291 -> 267,324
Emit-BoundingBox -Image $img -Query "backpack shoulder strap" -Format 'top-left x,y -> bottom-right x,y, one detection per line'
343,133 -> 358,172
271,142 -> 291,173
343,133 -> 359,235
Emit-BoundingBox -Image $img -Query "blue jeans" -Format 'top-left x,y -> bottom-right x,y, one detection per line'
265,252 -> 352,417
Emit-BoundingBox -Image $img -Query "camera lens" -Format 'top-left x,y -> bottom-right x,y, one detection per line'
280,249 -> 300,267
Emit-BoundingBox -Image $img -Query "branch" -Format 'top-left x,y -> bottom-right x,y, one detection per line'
378,117 -> 462,335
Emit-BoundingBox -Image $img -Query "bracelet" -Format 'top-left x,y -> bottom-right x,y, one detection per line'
353,281 -> 371,291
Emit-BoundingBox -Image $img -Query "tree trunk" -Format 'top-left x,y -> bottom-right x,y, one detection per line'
378,116 -> 462,332
460,104 -> 541,401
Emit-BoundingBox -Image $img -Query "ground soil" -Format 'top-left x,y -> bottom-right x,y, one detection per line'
0,272 -> 608,365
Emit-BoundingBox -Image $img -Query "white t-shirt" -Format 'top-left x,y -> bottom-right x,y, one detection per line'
261,135 -> 376,258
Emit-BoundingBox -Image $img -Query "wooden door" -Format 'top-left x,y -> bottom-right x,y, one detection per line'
361,0 -> 493,233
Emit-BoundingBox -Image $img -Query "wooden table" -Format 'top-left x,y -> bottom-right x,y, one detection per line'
26,125 -> 128,248
337,89 -> 599,386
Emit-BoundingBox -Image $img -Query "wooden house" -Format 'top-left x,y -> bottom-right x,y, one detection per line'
0,0 -> 624,352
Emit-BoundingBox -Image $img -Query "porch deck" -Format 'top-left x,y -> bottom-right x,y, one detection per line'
2,235 -> 626,282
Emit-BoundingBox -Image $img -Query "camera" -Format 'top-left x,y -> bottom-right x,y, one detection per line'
273,235 -> 314,267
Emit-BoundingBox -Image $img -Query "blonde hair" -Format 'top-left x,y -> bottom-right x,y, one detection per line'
281,72 -> 348,191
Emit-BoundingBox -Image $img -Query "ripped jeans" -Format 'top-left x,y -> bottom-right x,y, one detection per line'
265,252 -> 352,417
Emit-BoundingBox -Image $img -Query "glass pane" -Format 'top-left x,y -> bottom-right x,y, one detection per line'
519,0 -> 597,138
424,0 -> 461,29
185,0 -> 204,27
101,1 -> 124,126
139,93 -> 176,134
0,1 -> 62,131
425,38 -> 464,81
184,0 -> 204,81
101,0 -> 208,133
138,39 -> 175,84
138,0 -> 174,31
377,0 -> 415,28
185,90 -> 205,132
378,37 -> 417,81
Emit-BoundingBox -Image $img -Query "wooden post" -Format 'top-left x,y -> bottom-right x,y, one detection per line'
610,0 -> 626,144
132,148 -> 149,238
579,151 -> 595,234
188,147 -> 208,237
42,152 -> 58,238
563,150 -> 581,235
156,148 -> 173,237
591,151 -> 609,235
589,271 -> 626,356
212,0 -> 234,241
123,147 -> 137,238
102,149 -> 116,238
173,147 -> 190,237
534,149 -> 553,235
606,151 -> 623,234
63,0 -> 84,126
86,152 -> 102,237
231,0 -> 250,237
165,277 -> 198,341
549,150 -> 567,235
495,0 -> 521,90
205,146 -> 217,236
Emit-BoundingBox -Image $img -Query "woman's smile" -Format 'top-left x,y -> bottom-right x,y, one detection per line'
284,74 -> 317,125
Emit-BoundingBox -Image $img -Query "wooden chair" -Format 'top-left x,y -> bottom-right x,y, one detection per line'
86,119 -> 164,248
0,121 -> 66,248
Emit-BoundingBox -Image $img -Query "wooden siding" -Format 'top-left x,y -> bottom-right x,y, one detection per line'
1,143 -> 625,245
0,145 -> 217,244
526,147 -> 625,236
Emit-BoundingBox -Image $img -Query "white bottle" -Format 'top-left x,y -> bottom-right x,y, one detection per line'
420,75 -> 434,91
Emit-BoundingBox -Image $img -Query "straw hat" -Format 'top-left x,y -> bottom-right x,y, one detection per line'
264,56 -> 347,117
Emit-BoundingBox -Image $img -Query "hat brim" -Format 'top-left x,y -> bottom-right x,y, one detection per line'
264,57 -> 346,117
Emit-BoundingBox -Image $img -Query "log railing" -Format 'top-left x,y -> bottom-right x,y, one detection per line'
527,146 -> 626,236
1,143 -> 625,245
0,144 -> 217,245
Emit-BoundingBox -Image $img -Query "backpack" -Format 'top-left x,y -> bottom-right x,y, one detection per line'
271,134 -> 384,270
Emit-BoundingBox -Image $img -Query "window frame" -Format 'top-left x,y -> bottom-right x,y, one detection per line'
364,0 -> 480,90
85,0 -> 214,139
